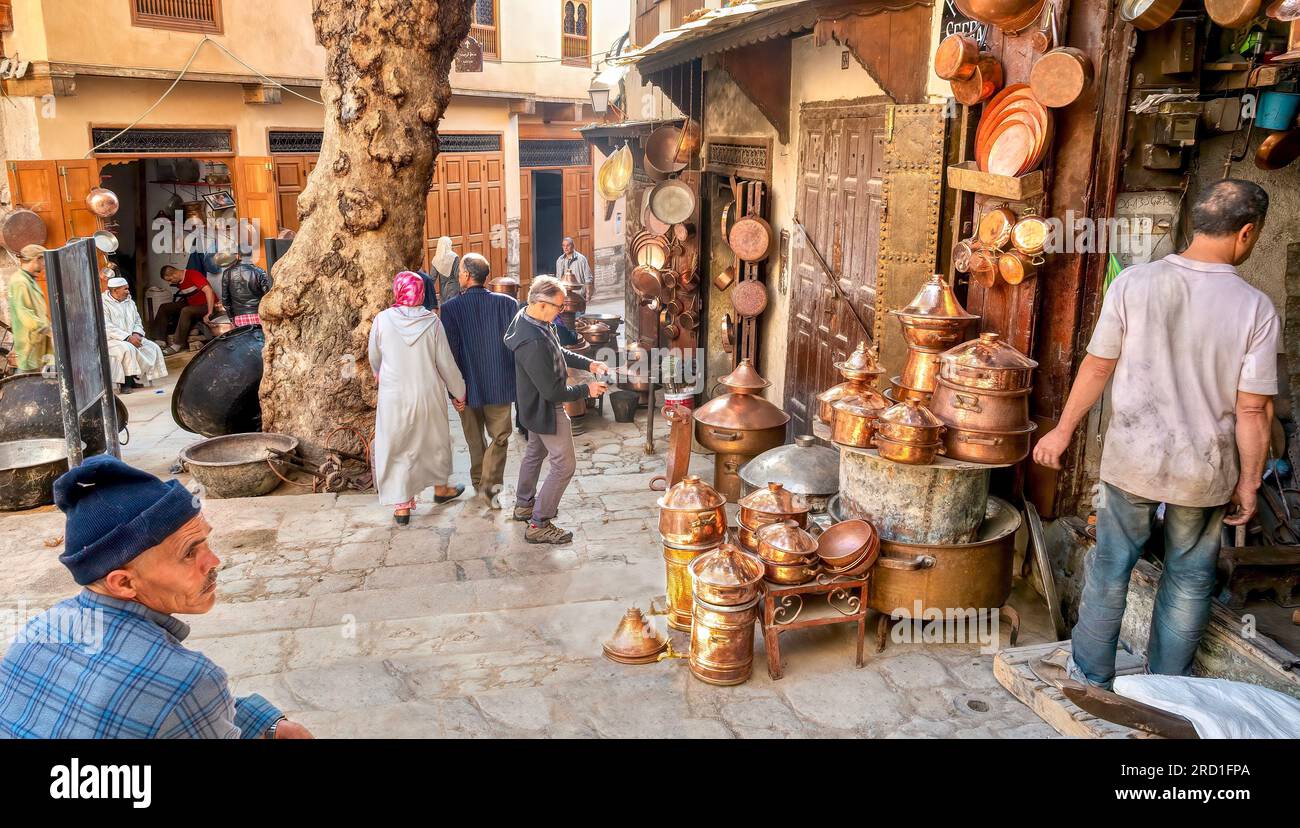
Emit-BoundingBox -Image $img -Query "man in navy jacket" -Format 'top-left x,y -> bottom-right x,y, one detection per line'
440,253 -> 518,507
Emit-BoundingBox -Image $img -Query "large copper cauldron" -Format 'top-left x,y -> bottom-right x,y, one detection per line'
832,495 -> 1020,614
693,360 -> 789,500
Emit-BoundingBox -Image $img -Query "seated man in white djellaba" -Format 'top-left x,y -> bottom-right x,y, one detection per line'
102,275 -> 168,392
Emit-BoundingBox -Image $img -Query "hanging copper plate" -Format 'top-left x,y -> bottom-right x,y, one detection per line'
1030,47 -> 1094,108
1256,128 -> 1300,169
1206,0 -> 1261,28
0,207 -> 48,252
976,84 -> 1033,147
732,280 -> 769,318
935,34 -> 980,81
649,179 -> 697,226
978,93 -> 1047,171
986,121 -> 1035,177
642,190 -> 671,236
729,210 -> 774,262
634,233 -> 670,269
632,266 -> 665,302
644,124 -> 689,176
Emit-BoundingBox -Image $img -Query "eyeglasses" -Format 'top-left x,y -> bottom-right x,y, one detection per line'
536,299 -> 564,312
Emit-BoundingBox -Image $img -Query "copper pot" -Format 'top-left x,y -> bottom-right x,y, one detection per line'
939,332 -> 1038,392
755,520 -> 820,566
931,378 -> 1031,433
978,206 -> 1018,250
762,560 -> 820,586
941,422 -> 1038,465
488,276 -> 520,299
738,482 -> 812,533
658,474 -> 728,547
876,399 -> 946,446
865,496 -> 1021,614
564,368 -> 592,418
816,342 -> 885,424
968,247 -> 998,288
644,123 -> 689,177
935,33 -> 980,81
690,594 -> 759,685
689,544 -> 765,607
563,288 -> 587,314
672,119 -> 703,164
85,187 -> 120,218
1011,213 -> 1051,256
693,361 -> 789,457
899,348 -> 944,396
953,238 -> 978,274
891,275 -> 979,350
997,249 -> 1042,285
1030,47 -> 1094,108
952,53 -> 1004,106
663,543 -> 712,632
955,0 -> 1049,33
831,388 -> 887,449
1121,0 -> 1183,30
888,377 -> 932,403
874,433 -> 946,465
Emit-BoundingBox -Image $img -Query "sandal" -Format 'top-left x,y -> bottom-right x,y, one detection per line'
433,484 -> 465,504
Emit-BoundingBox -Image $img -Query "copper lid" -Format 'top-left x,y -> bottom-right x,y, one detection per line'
602,607 -> 668,664
892,274 -> 978,321
755,520 -> 819,557
942,332 -> 1039,371
832,388 -> 889,418
693,390 -> 790,431
658,474 -> 726,511
580,320 -> 611,335
737,482 -> 811,516
689,544 -> 765,588
719,359 -> 771,393
833,341 -> 885,379
879,399 -> 944,428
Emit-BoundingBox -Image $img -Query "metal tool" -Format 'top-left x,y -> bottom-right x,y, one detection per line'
792,216 -> 870,337
1026,500 -> 1068,640
1059,680 -> 1200,739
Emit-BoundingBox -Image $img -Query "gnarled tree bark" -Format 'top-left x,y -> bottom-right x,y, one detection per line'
259,0 -> 471,449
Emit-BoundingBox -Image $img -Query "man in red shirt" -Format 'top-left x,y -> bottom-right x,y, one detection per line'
148,265 -> 216,354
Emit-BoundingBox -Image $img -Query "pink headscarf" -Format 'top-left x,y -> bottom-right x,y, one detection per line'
392,271 -> 425,308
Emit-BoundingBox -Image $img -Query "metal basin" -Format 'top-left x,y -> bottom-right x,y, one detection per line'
172,325 -> 264,437
0,439 -> 70,511
179,433 -> 299,498
0,373 -> 128,455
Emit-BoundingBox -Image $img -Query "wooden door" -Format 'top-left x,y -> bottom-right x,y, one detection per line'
57,160 -> 102,242
272,155 -> 317,233
7,161 -> 66,253
519,170 -> 533,287
234,156 -> 278,266
425,148 -> 506,279
783,102 -> 888,438
562,165 -> 594,264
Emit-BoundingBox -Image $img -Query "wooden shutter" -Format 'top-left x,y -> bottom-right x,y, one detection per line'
57,160 -> 102,243
233,156 -> 278,266
562,165 -> 594,264
519,170 -> 533,286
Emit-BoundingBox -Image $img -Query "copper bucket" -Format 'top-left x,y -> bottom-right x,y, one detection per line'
663,541 -> 716,632
689,594 -> 759,686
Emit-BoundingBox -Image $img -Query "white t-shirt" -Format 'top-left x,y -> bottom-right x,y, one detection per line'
1088,254 -> 1280,507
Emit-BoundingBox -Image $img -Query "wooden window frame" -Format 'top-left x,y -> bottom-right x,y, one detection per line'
471,0 -> 501,62
635,0 -> 661,48
129,0 -> 224,35
561,0 -> 591,67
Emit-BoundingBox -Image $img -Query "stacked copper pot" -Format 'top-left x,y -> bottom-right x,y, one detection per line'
657,475 -> 728,632
693,360 -> 790,500
687,544 -> 765,685
873,399 -> 948,465
818,342 -> 889,450
754,519 -> 820,586
736,482 -> 812,554
930,332 -> 1039,465
889,275 -> 978,404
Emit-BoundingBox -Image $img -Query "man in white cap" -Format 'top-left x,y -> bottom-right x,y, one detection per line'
102,275 -> 167,393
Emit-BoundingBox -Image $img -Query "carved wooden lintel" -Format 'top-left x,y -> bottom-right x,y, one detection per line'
718,39 -> 792,145
814,2 -> 933,105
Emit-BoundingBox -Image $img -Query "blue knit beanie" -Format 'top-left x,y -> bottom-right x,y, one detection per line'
54,455 -> 202,585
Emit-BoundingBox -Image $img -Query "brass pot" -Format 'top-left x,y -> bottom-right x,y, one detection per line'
664,543 -> 713,632
657,474 -> 728,547
874,433 -> 946,465
931,378 -> 1030,433
689,544 -> 765,607
689,595 -> 758,685
942,422 -> 1038,465
938,332 -> 1037,392
831,388 -> 887,449
867,496 -> 1021,614
755,520 -> 819,565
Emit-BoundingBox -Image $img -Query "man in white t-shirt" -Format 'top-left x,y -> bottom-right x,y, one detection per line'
1034,179 -> 1278,689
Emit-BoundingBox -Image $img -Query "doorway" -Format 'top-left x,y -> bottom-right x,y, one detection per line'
532,169 -> 564,277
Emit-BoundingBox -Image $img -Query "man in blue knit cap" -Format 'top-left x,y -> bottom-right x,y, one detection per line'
0,455 -> 313,739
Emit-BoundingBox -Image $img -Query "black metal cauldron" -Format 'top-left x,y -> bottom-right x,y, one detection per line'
172,325 -> 264,437
0,373 -> 128,455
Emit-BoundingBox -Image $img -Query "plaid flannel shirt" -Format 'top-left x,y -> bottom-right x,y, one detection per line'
0,590 -> 282,739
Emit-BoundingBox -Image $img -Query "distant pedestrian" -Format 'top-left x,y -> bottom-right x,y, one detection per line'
7,245 -> 53,373
430,236 -> 461,307
220,258 -> 272,327
556,237 -> 593,300
503,276 -> 608,544
369,271 -> 467,526
102,276 -> 167,392
440,253 -> 517,508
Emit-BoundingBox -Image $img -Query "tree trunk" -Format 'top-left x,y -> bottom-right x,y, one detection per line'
259,0 -> 471,450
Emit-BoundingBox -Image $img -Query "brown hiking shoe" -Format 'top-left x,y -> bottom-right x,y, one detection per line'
525,520 -> 573,545
512,505 -> 534,522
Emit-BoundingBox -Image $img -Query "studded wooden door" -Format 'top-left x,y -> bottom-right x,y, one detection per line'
783,100 -> 888,439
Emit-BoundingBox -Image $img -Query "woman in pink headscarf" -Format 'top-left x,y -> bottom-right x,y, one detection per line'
369,271 -> 468,525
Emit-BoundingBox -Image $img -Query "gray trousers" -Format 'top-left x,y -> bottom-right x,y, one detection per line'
514,406 -> 576,522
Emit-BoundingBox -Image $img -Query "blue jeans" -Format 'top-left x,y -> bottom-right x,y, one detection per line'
1071,483 -> 1227,687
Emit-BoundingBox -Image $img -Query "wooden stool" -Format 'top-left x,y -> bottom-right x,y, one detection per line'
760,573 -> 871,680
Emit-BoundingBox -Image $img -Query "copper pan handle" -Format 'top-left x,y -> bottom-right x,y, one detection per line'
953,392 -> 982,412
958,432 -> 1004,446
691,512 -> 718,528
711,430 -> 742,442
876,553 -> 936,571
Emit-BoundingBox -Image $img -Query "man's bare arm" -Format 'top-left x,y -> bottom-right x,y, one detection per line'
1226,391 -> 1273,526
1032,354 -> 1118,470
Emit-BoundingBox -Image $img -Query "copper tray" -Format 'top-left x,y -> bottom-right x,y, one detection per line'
732,280 -> 769,318
986,121 -> 1035,177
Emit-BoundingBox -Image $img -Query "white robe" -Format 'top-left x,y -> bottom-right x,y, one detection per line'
102,292 -> 168,385
368,306 -> 466,506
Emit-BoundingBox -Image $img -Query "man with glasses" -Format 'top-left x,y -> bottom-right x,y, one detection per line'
503,276 -> 607,544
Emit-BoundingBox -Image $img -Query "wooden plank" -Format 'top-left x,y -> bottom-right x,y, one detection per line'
994,640 -> 1149,739
946,161 -> 1043,201
717,39 -> 792,145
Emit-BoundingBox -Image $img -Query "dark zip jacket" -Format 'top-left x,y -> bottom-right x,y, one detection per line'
503,308 -> 593,435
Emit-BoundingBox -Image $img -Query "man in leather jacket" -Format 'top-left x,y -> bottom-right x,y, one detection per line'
221,260 -> 272,327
